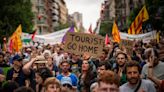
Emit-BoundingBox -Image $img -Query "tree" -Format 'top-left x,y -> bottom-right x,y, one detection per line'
54,23 -> 70,31
0,0 -> 34,44
99,21 -> 113,36
126,0 -> 164,33
145,0 -> 164,32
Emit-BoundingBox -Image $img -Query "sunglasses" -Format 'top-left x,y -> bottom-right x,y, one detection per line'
63,84 -> 72,89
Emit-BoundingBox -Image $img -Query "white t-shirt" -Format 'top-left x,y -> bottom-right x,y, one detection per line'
53,53 -> 64,66
141,61 -> 164,80
119,79 -> 156,92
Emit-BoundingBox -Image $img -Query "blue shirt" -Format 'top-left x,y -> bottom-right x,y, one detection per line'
56,73 -> 78,87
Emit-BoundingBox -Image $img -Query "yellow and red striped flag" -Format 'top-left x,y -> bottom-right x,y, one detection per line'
128,5 -> 149,34
9,24 -> 22,52
112,20 -> 121,43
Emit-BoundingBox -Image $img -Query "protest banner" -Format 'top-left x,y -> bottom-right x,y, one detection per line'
21,28 -> 69,45
120,31 -> 156,42
64,32 -> 104,57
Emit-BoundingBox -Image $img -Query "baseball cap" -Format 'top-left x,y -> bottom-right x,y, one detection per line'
61,77 -> 72,86
11,55 -> 22,64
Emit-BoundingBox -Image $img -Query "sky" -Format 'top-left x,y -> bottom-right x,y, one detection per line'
65,0 -> 104,30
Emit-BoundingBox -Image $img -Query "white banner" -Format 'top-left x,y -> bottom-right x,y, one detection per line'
22,28 -> 69,45
120,31 -> 156,42
22,28 -> 156,46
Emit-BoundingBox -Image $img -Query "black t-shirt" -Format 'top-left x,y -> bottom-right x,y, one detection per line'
6,68 -> 26,86
6,68 -> 36,91
69,59 -> 82,73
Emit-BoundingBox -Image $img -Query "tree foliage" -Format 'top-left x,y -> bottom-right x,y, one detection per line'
54,23 -> 70,31
0,0 -> 34,43
99,21 -> 113,36
145,0 -> 164,31
126,0 -> 164,32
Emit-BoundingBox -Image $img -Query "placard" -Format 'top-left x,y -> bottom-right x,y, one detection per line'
64,32 -> 104,57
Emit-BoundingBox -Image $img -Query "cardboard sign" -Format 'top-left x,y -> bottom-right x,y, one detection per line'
64,32 -> 104,57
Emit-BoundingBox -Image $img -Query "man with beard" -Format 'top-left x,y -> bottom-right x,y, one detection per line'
120,61 -> 156,92
56,60 -> 78,90
113,51 -> 127,85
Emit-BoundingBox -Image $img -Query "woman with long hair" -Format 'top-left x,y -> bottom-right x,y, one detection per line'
78,59 -> 97,92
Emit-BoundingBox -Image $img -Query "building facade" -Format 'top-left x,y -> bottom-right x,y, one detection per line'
100,0 -> 145,29
52,0 -> 60,29
31,0 -> 68,34
57,0 -> 68,24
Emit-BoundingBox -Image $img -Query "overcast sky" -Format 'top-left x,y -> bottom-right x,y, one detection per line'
65,0 -> 104,30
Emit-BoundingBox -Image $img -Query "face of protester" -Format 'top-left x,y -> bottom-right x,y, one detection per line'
126,66 -> 140,85
56,47 -> 60,54
99,52 -> 106,61
47,57 -> 53,62
72,54 -> 78,62
113,48 -> 121,57
0,55 -> 4,62
35,73 -> 43,84
31,52 -> 37,59
45,84 -> 61,92
97,65 -> 106,77
47,61 -> 54,71
44,53 -> 50,59
63,53 -> 69,59
116,54 -> 126,67
13,60 -> 22,69
82,60 -> 89,71
37,63 -> 46,69
61,62 -> 70,73
145,48 -> 159,67
26,49 -> 32,54
98,82 -> 119,92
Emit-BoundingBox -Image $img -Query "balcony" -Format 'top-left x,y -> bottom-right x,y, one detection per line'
52,9 -> 59,15
53,3 -> 59,9
52,16 -> 59,21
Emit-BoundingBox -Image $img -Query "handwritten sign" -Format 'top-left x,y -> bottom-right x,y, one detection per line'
64,32 -> 104,57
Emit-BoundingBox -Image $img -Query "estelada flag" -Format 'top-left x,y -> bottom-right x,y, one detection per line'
112,21 -> 121,43
128,5 -> 149,34
10,24 -> 22,52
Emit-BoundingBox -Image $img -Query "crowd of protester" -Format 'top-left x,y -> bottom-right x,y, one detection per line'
0,38 -> 164,92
